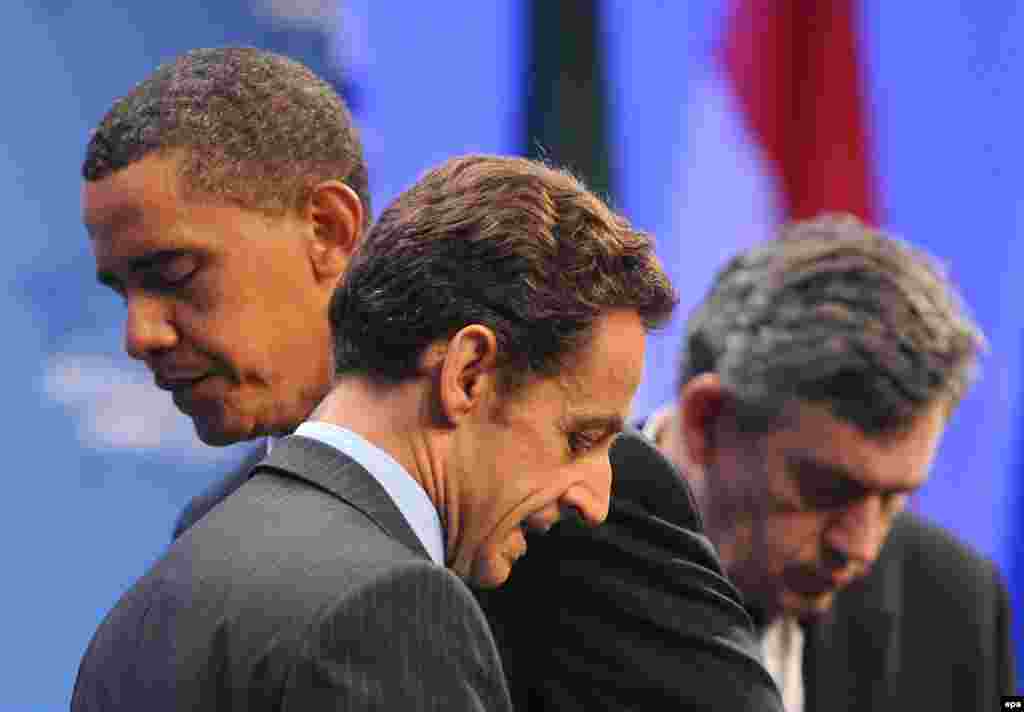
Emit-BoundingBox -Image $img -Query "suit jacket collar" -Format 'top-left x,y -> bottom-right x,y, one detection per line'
804,516 -> 904,712
252,434 -> 433,562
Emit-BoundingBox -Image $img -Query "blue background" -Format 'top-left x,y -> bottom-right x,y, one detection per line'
3,2 -> 1021,708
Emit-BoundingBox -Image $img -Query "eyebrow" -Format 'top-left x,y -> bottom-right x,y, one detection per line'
85,202 -> 142,240
565,414 -> 627,437
786,455 -> 918,501
96,249 -> 192,290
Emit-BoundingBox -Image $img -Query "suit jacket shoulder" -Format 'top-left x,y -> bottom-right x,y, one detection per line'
73,436 -> 511,712
285,559 -> 511,709
171,445 -> 261,539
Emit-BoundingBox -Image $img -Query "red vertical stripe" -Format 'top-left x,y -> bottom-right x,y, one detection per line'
718,0 -> 880,225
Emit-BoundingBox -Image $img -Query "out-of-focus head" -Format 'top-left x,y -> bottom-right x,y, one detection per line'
330,154 -> 677,588
83,47 -> 368,445
676,213 -> 983,620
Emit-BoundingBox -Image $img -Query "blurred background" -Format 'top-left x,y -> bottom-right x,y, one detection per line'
4,0 -> 1022,707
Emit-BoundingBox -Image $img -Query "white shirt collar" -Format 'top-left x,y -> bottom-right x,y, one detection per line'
760,616 -> 804,712
292,421 -> 445,566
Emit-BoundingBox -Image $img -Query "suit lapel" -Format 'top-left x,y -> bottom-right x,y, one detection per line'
252,434 -> 433,561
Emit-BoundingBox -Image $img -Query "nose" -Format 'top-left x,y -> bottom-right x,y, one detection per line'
123,294 -> 178,361
562,458 -> 613,527
824,494 -> 887,568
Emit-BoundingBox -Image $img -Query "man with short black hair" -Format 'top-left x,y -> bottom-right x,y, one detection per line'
646,214 -> 1013,711
83,46 -> 369,448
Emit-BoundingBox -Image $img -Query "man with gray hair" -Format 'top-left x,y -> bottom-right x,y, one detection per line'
646,213 -> 1013,711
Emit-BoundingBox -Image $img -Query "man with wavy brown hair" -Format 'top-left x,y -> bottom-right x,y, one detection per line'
74,151 -> 677,709
647,214 -> 1012,711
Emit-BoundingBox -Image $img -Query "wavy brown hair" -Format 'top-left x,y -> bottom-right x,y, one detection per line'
330,154 -> 677,391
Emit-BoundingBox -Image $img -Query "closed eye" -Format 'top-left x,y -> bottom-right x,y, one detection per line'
98,250 -> 200,299
787,455 -> 916,512
140,259 -> 198,293
563,414 -> 624,458
568,430 -> 602,455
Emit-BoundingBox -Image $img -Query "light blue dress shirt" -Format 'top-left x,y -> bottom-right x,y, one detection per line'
293,421 -> 446,567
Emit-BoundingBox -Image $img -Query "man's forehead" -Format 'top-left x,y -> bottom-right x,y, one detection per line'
568,313 -> 646,389
82,154 -> 182,234
83,190 -> 143,242
776,400 -> 948,492
560,375 -> 633,427
86,194 -> 171,272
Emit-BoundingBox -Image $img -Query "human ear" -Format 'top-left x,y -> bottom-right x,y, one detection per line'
678,372 -> 726,468
436,325 -> 500,424
305,180 -> 364,285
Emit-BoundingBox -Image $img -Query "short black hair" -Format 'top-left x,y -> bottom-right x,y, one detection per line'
83,46 -> 370,226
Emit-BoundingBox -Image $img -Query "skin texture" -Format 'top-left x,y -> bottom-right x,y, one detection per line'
84,152 -> 361,445
449,309 -> 647,588
680,374 -> 948,621
313,308 -> 647,589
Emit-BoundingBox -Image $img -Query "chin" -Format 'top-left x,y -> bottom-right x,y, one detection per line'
469,554 -> 514,590
784,590 -> 837,622
192,414 -> 255,447
472,575 -> 507,591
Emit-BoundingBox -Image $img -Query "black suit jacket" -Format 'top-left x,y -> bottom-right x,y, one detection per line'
72,436 -> 512,711
478,429 -> 781,710
168,430 -> 783,710
803,510 -> 1014,712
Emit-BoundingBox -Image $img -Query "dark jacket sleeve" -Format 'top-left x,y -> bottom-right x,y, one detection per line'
478,431 -> 783,711
284,561 -> 513,712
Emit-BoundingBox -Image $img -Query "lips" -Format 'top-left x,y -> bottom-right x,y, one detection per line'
154,373 -> 207,392
788,568 -> 856,597
522,511 -> 560,535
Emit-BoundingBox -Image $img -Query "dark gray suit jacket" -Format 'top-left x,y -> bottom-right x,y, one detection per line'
167,430 -> 783,711
804,510 -> 1014,711
72,436 -> 513,711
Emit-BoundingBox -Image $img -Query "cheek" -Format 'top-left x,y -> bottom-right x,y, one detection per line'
167,276 -> 236,349
766,511 -> 828,563
218,300 -> 329,377
496,423 -> 561,477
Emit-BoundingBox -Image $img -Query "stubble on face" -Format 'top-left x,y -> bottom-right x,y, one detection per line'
701,400 -> 946,621
84,153 -> 337,446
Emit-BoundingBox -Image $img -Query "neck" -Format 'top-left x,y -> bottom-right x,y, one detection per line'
311,376 -> 453,532
654,408 -> 755,604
